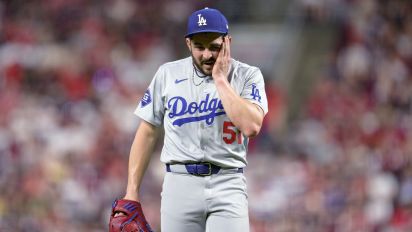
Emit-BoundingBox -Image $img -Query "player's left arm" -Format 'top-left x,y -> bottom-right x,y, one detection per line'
213,36 -> 265,138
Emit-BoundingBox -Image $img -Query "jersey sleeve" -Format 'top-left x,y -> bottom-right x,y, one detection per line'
241,68 -> 269,115
134,66 -> 165,126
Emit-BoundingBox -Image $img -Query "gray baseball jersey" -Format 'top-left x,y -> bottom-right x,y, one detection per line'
134,57 -> 268,168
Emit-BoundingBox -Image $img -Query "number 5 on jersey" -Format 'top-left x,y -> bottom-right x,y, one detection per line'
223,121 -> 242,144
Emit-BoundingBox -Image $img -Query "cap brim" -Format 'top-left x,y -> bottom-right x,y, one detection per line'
185,30 -> 228,38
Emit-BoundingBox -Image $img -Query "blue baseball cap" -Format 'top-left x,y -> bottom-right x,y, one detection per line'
185,7 -> 229,38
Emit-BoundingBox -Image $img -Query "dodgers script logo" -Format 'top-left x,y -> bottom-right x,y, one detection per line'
168,94 -> 225,126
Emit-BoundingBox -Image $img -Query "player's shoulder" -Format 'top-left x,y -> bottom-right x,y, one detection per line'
231,58 -> 262,76
159,57 -> 192,71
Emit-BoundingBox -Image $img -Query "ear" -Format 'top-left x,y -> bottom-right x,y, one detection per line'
185,38 -> 192,52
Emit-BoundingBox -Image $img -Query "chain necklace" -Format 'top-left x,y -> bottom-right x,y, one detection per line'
191,64 -> 208,86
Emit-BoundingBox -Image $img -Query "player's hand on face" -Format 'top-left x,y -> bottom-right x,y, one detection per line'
212,35 -> 231,81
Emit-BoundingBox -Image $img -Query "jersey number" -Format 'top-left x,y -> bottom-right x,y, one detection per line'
223,121 -> 242,144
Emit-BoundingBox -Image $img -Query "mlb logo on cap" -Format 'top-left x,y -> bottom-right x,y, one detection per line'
185,7 -> 229,38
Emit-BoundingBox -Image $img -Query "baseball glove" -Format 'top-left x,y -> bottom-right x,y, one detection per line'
109,199 -> 154,232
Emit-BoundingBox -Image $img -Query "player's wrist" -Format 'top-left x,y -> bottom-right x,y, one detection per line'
213,74 -> 228,84
214,76 -> 230,89
124,191 -> 140,202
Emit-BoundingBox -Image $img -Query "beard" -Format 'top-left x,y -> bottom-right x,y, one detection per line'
192,55 -> 215,76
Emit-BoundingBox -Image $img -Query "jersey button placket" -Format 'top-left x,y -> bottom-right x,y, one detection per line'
199,89 -> 210,155
196,89 -> 206,156
200,122 -> 205,151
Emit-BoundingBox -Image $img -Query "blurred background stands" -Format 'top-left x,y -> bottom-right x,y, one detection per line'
1,0 -> 412,231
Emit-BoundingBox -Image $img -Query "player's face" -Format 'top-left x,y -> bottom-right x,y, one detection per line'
186,33 -> 224,76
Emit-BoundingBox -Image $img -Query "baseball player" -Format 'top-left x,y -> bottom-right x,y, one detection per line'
109,7 -> 268,232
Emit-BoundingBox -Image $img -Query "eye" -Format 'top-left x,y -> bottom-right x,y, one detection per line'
209,46 -> 221,52
194,45 -> 205,51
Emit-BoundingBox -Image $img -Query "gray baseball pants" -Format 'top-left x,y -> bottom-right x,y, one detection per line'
160,171 -> 249,232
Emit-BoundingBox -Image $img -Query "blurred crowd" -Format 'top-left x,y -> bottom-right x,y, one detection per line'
0,0 -> 412,231
0,0 -> 196,231
247,0 -> 412,231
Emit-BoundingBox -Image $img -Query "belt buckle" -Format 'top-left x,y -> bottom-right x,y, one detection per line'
199,163 -> 212,176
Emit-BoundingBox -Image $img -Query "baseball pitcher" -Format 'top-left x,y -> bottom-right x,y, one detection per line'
109,7 -> 268,232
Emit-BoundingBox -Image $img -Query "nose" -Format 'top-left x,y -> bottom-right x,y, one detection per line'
202,49 -> 213,60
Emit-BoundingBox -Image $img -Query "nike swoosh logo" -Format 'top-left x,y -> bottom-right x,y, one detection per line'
175,78 -> 188,84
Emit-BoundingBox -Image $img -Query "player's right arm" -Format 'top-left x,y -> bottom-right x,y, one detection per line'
124,120 -> 162,201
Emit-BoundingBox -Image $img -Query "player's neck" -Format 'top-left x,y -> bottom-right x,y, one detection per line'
191,58 -> 210,78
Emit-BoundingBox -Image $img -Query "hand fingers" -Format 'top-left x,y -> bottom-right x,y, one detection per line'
219,37 -> 225,59
225,36 -> 231,59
